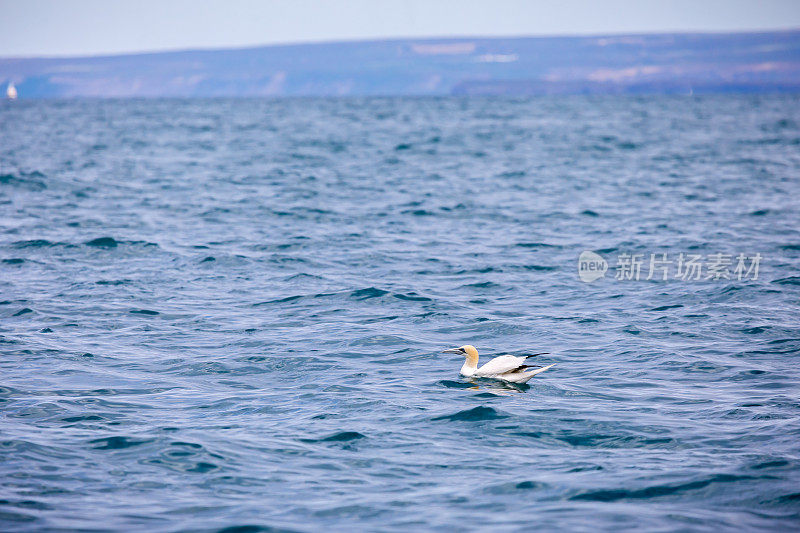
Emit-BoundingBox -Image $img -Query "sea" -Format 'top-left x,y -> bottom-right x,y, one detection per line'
1,96 -> 799,531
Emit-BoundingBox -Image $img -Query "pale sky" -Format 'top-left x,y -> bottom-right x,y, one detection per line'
1,0 -> 799,57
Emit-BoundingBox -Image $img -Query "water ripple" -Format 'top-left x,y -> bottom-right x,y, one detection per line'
0,96 -> 799,531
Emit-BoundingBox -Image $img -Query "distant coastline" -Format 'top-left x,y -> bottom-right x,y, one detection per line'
2,30 -> 799,97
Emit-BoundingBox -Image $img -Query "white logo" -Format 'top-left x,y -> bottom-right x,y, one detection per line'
578,251 -> 608,283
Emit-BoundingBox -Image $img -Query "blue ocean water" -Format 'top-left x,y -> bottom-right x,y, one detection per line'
1,96 -> 800,531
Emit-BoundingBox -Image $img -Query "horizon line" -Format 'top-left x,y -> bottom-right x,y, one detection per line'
3,26 -> 799,61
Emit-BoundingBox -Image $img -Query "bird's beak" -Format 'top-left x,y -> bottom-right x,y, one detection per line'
441,348 -> 463,355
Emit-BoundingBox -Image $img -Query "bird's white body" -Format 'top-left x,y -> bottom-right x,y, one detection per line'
446,345 -> 555,383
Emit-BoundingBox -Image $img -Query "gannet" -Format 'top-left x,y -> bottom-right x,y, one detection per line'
442,345 -> 555,384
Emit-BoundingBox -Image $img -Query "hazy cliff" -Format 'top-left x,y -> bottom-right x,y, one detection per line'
2,30 -> 799,97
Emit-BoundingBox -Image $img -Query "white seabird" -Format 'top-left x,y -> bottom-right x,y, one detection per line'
442,345 -> 555,384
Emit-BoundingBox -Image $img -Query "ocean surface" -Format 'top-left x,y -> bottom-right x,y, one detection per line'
1,96 -> 799,532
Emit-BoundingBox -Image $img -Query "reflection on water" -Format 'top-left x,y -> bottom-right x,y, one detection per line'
464,378 -> 531,394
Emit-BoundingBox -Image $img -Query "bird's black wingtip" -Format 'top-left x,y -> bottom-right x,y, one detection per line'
525,352 -> 549,359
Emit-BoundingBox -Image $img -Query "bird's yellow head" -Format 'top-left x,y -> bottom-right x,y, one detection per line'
442,345 -> 479,365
